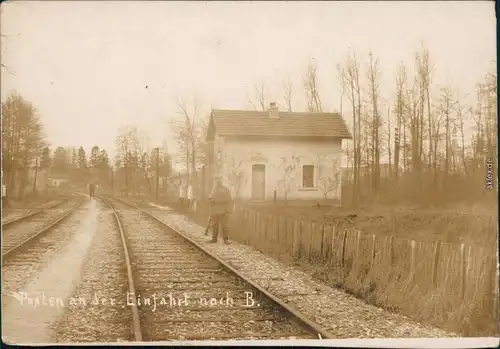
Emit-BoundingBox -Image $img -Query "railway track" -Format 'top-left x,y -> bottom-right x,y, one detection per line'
102,196 -> 334,341
2,195 -> 85,259
2,196 -> 71,228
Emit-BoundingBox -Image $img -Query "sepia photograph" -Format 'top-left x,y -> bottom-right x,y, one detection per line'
1,0 -> 498,347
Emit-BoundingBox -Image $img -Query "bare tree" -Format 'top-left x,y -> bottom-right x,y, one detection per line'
128,127 -> 150,194
247,81 -> 269,111
416,44 -> 434,177
404,75 -> 424,198
171,95 -> 206,203
225,153 -> 247,200
274,153 -> 300,203
303,59 -> 323,112
392,63 -> 407,183
335,45 -> 496,207
316,155 -> 341,202
114,126 -> 136,196
469,69 -> 497,191
337,52 -> 362,206
366,51 -> 383,198
282,74 -> 293,112
436,85 -> 456,193
387,105 -> 392,176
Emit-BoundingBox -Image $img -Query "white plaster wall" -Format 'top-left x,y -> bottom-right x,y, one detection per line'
220,137 -> 343,201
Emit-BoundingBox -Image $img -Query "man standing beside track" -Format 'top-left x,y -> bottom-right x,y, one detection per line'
208,174 -> 232,244
89,183 -> 96,199
2,182 -> 7,208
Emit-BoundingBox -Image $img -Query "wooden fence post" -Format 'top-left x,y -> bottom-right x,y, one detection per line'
267,214 -> 272,244
260,213 -> 265,245
388,236 -> 394,266
460,243 -> 466,301
299,220 -> 303,257
267,215 -> 272,244
355,230 -> 361,262
277,216 -> 282,246
432,240 -> 441,288
330,224 -> 336,265
309,221 -> 315,260
284,218 -> 290,249
276,216 -> 281,246
263,214 -> 268,242
320,223 -> 325,260
410,240 -> 416,277
341,229 -> 347,269
256,212 -> 261,246
292,220 -> 300,256
245,210 -> 250,245
254,210 -> 259,247
267,214 -> 271,243
370,234 -> 376,270
251,211 -> 257,247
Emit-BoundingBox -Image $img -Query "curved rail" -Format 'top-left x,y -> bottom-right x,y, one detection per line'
101,195 -> 335,340
2,198 -> 85,259
105,198 -> 143,341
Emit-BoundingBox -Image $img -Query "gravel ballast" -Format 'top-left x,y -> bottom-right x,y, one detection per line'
141,204 -> 457,339
112,204 -> 316,341
53,200 -> 131,343
2,200 -> 99,345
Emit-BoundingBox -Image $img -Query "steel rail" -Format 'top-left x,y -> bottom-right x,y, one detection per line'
106,195 -> 335,340
2,198 -> 71,228
2,198 -> 85,259
100,197 -> 143,341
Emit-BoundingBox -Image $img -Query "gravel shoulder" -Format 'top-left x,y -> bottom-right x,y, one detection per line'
2,199 -> 100,345
140,204 -> 457,339
2,201 -> 90,311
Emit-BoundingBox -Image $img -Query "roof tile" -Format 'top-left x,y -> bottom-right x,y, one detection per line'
211,109 -> 352,139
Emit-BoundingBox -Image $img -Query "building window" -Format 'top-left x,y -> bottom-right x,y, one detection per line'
302,165 -> 315,188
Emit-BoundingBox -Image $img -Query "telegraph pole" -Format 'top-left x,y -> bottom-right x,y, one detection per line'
155,147 -> 160,201
32,156 -> 39,194
111,167 -> 114,196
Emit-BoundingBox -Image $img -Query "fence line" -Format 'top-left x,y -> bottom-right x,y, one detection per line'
187,202 -> 498,325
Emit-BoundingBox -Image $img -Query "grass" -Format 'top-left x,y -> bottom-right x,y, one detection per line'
254,242 -> 498,337
242,200 -> 498,247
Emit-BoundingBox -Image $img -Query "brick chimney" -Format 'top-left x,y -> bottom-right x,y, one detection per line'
268,102 -> 279,118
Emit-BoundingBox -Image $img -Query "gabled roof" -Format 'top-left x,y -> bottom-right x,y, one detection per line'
210,109 -> 352,139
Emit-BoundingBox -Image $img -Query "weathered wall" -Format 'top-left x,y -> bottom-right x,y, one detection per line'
218,137 -> 343,201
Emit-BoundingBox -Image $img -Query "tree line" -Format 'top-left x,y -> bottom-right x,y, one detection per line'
247,45 -> 497,207
114,125 -> 173,197
1,91 -> 175,200
2,91 -> 113,197
50,145 -> 112,187
4,44 -> 495,207
2,92 -> 49,199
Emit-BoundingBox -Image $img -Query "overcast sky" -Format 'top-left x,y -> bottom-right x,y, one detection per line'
1,1 -> 496,163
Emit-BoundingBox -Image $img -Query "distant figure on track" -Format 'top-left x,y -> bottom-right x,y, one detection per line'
2,183 -> 7,208
208,174 -> 233,244
89,183 -> 96,199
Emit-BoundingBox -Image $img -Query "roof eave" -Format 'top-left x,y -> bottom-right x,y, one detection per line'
218,133 -> 353,140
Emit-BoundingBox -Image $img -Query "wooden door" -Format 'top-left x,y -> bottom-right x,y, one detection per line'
251,164 -> 266,200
